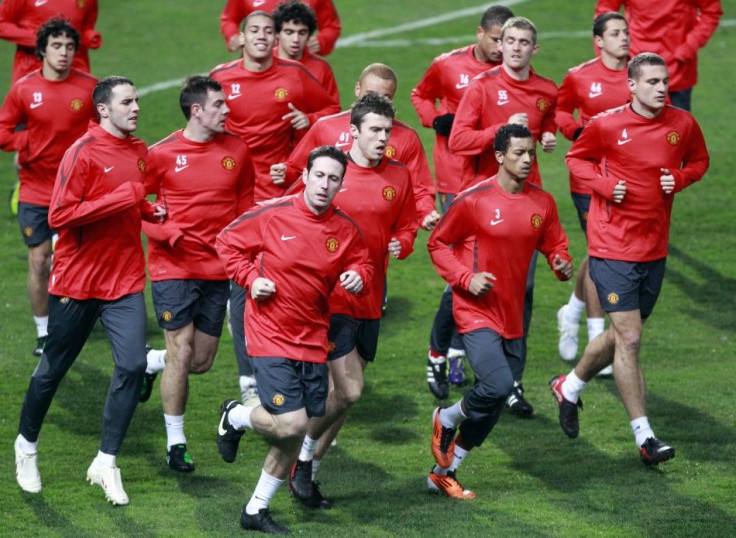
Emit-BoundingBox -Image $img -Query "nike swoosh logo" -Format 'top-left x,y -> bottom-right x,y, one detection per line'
35,0 -> 48,6
281,235 -> 296,241
588,92 -> 602,98
175,165 -> 189,173
104,166 -> 115,173
490,219 -> 504,226
227,94 -> 241,100
617,139 -> 632,146
29,102 -> 44,109
253,0 -> 266,5
497,100 -> 509,106
218,412 -> 229,436
335,141 -> 350,148
455,83 -> 469,89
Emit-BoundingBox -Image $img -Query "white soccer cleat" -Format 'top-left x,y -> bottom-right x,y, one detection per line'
557,305 -> 579,362
240,383 -> 260,408
15,437 -> 42,493
597,364 -> 613,377
86,463 -> 129,505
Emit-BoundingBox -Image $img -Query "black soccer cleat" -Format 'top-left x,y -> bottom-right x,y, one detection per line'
217,399 -> 245,463
427,354 -> 449,399
139,345 -> 157,403
639,437 -> 675,467
240,507 -> 290,535
549,375 -> 583,438
289,459 -> 331,509
166,443 -> 195,473
32,336 -> 47,357
506,381 -> 534,418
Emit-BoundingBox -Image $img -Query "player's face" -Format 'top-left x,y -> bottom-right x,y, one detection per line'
597,19 -> 629,60
355,74 -> 396,101
475,24 -> 503,64
42,33 -> 76,75
303,156 -> 345,214
278,20 -> 310,60
241,15 -> 276,62
496,136 -> 535,181
629,63 -> 669,116
198,89 -> 229,134
350,112 -> 392,164
501,27 -> 538,71
99,83 -> 140,137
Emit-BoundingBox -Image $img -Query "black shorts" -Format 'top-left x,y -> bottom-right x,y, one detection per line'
252,357 -> 328,417
151,279 -> 229,336
17,202 -> 53,247
588,257 -> 666,319
438,192 -> 457,214
328,314 -> 380,362
570,192 -> 591,234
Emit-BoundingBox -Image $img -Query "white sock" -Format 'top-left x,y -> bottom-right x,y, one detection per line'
631,417 -> 655,447
587,318 -> 605,341
312,458 -> 321,481
33,316 -> 48,338
146,348 -> 167,374
17,434 -> 37,454
564,293 -> 585,324
239,375 -> 257,392
164,414 -> 186,448
439,400 -> 466,429
298,435 -> 318,462
561,371 -> 586,403
93,451 -> 116,468
245,470 -> 283,515
449,443 -> 468,472
432,464 -> 448,476
228,404 -> 254,430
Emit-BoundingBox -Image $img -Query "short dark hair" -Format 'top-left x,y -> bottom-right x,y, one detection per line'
93,76 -> 134,108
273,0 -> 317,35
628,52 -> 667,80
593,11 -> 627,38
494,124 -> 533,154
307,145 -> 348,177
35,17 -> 80,60
242,10 -> 274,31
501,16 -> 538,45
350,93 -> 395,130
180,75 -> 223,120
480,5 -> 514,31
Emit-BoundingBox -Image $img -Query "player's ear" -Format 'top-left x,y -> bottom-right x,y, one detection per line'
475,26 -> 484,41
302,167 -> 308,185
532,43 -> 540,56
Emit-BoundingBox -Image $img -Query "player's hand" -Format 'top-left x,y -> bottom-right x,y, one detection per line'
153,204 -> 167,223
660,168 -> 675,194
468,272 -> 496,296
552,255 -> 573,280
612,180 -> 626,203
421,210 -> 441,231
251,277 -> 276,301
270,163 -> 287,185
432,114 -> 455,137
340,270 -> 364,294
283,103 -> 310,130
227,34 -> 243,52
388,238 -> 401,259
541,131 -> 557,153
307,35 -> 320,54
508,113 -> 529,127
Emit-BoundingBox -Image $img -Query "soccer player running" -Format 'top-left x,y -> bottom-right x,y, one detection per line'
411,4 -> 514,399
428,124 -> 572,499
138,76 -> 255,473
214,146 -> 372,534
0,18 -> 97,357
550,53 -> 710,466
448,16 -> 558,416
555,12 -> 631,373
14,76 -> 165,505
288,94 -> 418,509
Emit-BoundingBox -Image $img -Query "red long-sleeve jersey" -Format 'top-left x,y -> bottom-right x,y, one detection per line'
0,69 -> 97,206
274,47 -> 339,104
220,0 -> 341,56
216,194 -> 372,363
594,0 -> 722,92
0,0 -> 101,84
428,177 -> 571,339
143,130 -> 256,282
210,58 -> 339,202
567,104 -> 709,262
284,110 -> 436,226
556,57 -> 630,194
449,65 -> 557,190
48,122 -> 151,300
327,157 -> 417,320
411,44 -> 500,195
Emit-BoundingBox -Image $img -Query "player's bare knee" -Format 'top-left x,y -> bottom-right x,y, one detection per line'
188,353 -> 215,375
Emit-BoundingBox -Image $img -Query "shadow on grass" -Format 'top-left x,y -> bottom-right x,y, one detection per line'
22,494 -> 97,537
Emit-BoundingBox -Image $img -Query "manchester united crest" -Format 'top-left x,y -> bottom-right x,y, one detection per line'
607,292 -> 619,305
666,130 -> 680,146
24,226 -> 33,237
382,186 -> 397,201
530,214 -> 543,229
222,156 -> 236,171
325,237 -> 339,253
385,145 -> 396,158
328,341 -> 336,353
272,394 -> 285,407
536,98 -> 549,112
275,87 -> 289,100
162,311 -> 172,322
77,0 -> 86,8
137,158 -> 146,173
60,297 -> 70,304
70,98 -> 84,112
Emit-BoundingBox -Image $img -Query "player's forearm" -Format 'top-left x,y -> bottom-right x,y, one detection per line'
448,124 -> 495,155
49,181 -> 144,229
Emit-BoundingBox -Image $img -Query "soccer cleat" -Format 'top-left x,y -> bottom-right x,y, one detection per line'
241,384 -> 260,408
32,336 -> 47,357
217,399 -> 245,463
557,305 -> 580,362
427,351 -> 449,399
639,437 -> 675,467
506,381 -> 534,417
86,464 -> 129,505
549,375 -> 583,438
14,437 -> 41,493
427,469 -> 475,499
447,348 -> 467,385
139,345 -> 157,403
167,443 -> 195,473
597,364 -> 613,377
240,507 -> 290,535
431,407 -> 456,469
289,459 -> 331,509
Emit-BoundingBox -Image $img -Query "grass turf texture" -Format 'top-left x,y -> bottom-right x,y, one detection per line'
1,0 -> 735,535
